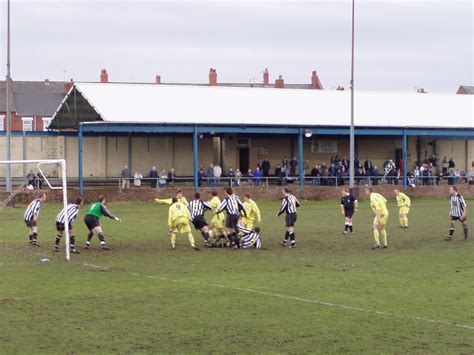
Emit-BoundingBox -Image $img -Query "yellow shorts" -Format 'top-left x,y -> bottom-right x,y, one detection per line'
399,207 -> 410,215
171,218 -> 191,234
373,212 -> 388,226
210,214 -> 225,231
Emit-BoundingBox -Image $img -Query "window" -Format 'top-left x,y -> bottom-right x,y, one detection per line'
42,117 -> 52,131
22,117 -> 33,132
0,115 -> 4,131
311,140 -> 338,153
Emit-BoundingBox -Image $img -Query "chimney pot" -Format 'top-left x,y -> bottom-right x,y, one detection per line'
155,75 -> 161,84
209,68 -> 217,86
64,78 -> 74,92
311,70 -> 323,89
263,68 -> 269,87
44,79 -> 50,85
100,69 -> 109,83
275,75 -> 284,89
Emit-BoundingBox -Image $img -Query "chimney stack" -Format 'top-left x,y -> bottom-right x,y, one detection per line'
44,79 -> 50,85
311,70 -> 323,90
100,69 -> 109,83
155,75 -> 161,84
64,78 -> 74,92
275,75 -> 284,89
416,87 -> 427,93
209,68 -> 217,86
263,68 -> 269,87
336,86 -> 345,91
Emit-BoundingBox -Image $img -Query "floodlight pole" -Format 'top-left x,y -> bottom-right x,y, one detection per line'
6,0 -> 12,193
349,0 -> 355,189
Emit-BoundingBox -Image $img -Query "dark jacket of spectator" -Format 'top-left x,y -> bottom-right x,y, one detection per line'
149,168 -> 158,188
261,159 -> 271,177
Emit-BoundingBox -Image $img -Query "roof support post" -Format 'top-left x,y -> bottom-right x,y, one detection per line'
193,126 -> 199,193
298,128 -> 304,197
128,133 -> 132,173
78,124 -> 84,195
403,127 -> 407,189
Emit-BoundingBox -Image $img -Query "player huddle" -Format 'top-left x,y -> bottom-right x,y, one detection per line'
22,185 -> 467,253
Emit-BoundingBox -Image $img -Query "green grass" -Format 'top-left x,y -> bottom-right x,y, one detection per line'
0,198 -> 473,354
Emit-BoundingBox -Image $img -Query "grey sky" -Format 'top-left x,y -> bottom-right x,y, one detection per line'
1,0 -> 472,92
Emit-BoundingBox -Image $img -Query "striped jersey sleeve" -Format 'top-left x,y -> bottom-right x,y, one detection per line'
450,194 -> 467,217
55,204 -> 80,225
216,195 -> 246,216
23,199 -> 42,221
278,194 -> 300,215
188,200 -> 212,220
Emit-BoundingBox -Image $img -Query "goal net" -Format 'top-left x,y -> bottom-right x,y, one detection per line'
0,159 -> 72,261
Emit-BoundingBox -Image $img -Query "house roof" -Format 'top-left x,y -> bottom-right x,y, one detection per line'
457,85 -> 474,94
50,82 -> 474,130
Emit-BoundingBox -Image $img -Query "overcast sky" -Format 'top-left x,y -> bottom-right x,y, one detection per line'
1,0 -> 472,92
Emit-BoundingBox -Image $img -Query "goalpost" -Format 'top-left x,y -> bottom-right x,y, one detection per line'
0,159 -> 72,261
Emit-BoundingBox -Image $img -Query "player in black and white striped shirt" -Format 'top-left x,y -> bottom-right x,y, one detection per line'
237,224 -> 262,249
216,187 -> 247,248
277,188 -> 300,248
445,186 -> 468,241
23,192 -> 46,246
189,193 -> 213,246
53,197 -> 84,253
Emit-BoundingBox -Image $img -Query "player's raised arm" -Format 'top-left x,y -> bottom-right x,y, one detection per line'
237,198 -> 247,217
277,198 -> 287,216
216,199 -> 227,214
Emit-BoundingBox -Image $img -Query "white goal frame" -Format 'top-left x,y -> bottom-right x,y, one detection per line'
0,159 -> 72,261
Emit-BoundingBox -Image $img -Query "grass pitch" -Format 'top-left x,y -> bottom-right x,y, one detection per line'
0,198 -> 473,354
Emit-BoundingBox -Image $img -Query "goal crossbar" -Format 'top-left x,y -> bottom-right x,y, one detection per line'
0,159 -> 71,260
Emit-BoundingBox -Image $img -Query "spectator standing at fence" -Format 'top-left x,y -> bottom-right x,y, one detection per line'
121,165 -> 131,189
167,168 -> 176,187
442,157 -> 449,175
311,164 -> 320,186
198,168 -> 206,187
228,168 -> 236,187
206,165 -> 214,186
372,166 -> 380,185
449,157 -> 455,170
275,164 -> 284,186
149,166 -> 158,188
302,159 -> 309,177
213,164 -> 222,186
282,156 -> 289,177
35,172 -> 44,189
262,158 -> 271,177
253,167 -> 263,186
134,171 -> 143,187
235,169 -> 242,186
158,170 -> 168,188
364,158 -> 373,177
289,156 -> 298,176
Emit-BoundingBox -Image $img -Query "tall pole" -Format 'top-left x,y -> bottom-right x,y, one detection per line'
349,0 -> 355,189
6,0 -> 12,193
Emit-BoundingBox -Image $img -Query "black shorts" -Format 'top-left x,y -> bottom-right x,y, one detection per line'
225,214 -> 240,229
451,216 -> 466,222
84,215 -> 100,230
192,216 -> 208,230
344,209 -> 354,218
24,220 -> 37,228
56,222 -> 73,232
285,213 -> 297,227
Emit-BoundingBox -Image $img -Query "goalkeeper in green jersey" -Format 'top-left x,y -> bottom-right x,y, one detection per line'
83,195 -> 121,251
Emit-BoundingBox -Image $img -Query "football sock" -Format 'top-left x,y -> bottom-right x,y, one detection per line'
344,223 -> 349,232
381,230 -> 387,246
349,223 -> 353,232
171,233 -> 177,247
232,233 -> 240,248
404,217 -> 408,227
201,231 -> 209,242
29,234 -> 33,243
289,232 -> 296,246
282,231 -> 289,244
449,227 -> 455,237
188,233 -> 195,247
86,232 -> 93,244
32,232 -> 38,243
373,229 -> 380,245
464,228 -> 468,239
70,235 -> 75,249
98,233 -> 106,246
55,234 -> 62,246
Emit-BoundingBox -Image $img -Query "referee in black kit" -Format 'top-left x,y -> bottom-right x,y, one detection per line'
340,187 -> 358,235
277,188 -> 300,248
216,187 -> 247,248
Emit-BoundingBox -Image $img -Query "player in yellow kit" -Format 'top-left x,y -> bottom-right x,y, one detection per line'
365,187 -> 389,249
240,193 -> 262,229
168,197 -> 199,251
208,191 -> 227,245
394,189 -> 411,228
155,189 -> 188,206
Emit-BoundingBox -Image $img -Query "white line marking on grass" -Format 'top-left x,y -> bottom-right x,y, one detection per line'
82,263 -> 109,270
81,264 -> 474,331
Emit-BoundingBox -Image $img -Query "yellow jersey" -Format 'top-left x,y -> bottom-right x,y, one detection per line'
168,201 -> 191,227
370,193 -> 388,215
396,192 -> 411,208
243,199 -> 261,223
156,196 -> 188,207
208,196 -> 221,213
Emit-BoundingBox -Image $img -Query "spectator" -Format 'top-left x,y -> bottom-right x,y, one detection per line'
235,169 -> 242,186
246,169 -> 253,185
319,163 -> 328,185
441,156 -> 449,175
448,157 -> 455,169
303,159 -> 309,177
289,156 -> 298,176
275,163 -> 284,186
35,172 -> 44,189
134,171 -> 143,187
282,156 -> 289,177
206,164 -> 214,186
454,169 -> 461,184
167,168 -> 176,186
158,170 -> 168,188
213,164 -> 222,186
228,168 -> 236,186
311,164 -> 320,186
253,167 -> 263,186
364,158 -> 373,176
121,165 -> 131,189
372,166 -> 381,185
198,168 -> 206,187
149,166 -> 158,188
261,158 -> 271,177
